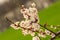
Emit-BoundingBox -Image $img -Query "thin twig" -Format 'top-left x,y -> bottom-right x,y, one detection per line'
51,31 -> 60,40
39,23 -> 56,35
6,17 -> 18,26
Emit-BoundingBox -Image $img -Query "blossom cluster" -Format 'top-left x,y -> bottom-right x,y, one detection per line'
10,2 -> 56,40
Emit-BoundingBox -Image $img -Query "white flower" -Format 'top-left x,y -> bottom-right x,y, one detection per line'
22,29 -> 28,36
50,33 -> 55,38
20,20 -> 31,28
32,36 -> 40,40
24,20 -> 31,28
32,23 -> 40,31
20,7 -> 30,20
30,15 -> 39,23
29,3 -> 39,23
28,30 -> 35,36
27,25 -> 32,29
23,14 -> 29,20
38,30 -> 46,38
31,2 -> 36,7
30,17 -> 36,22
10,21 -> 20,30
20,9 -> 26,14
20,21 -> 25,27
38,33 -> 46,38
45,29 -> 51,35
29,5 -> 38,16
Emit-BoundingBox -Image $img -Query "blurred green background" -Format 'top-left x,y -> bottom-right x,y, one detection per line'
0,0 -> 60,40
